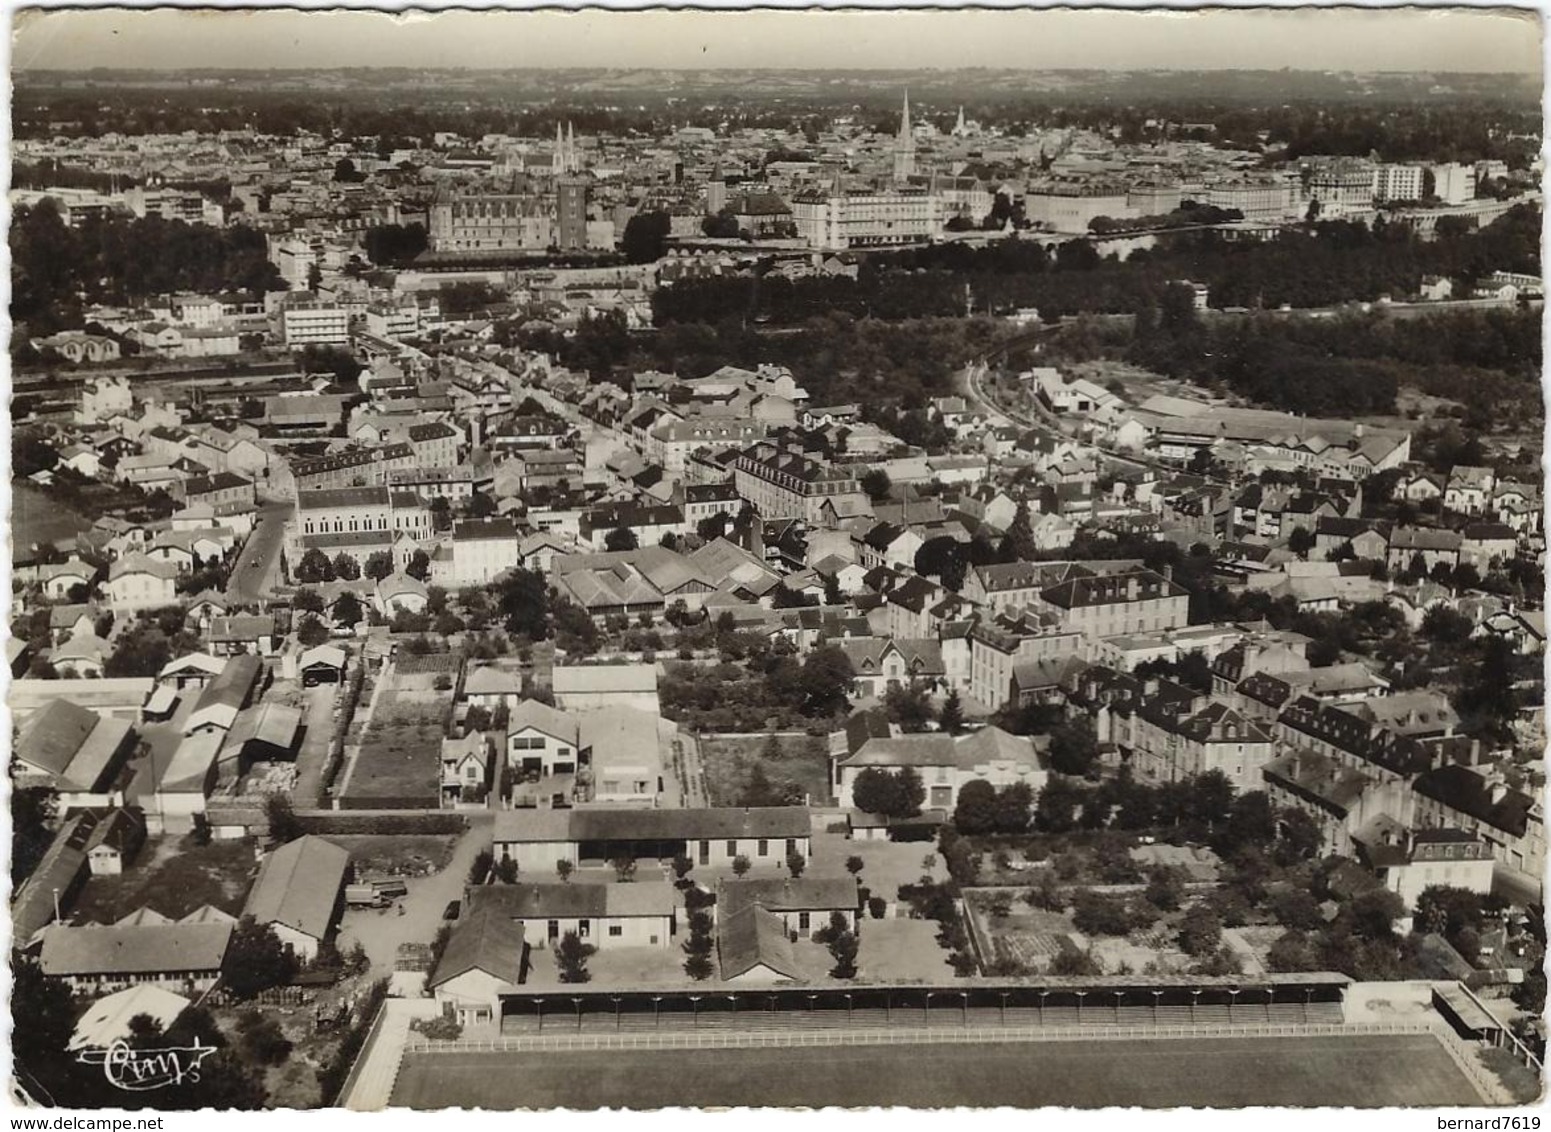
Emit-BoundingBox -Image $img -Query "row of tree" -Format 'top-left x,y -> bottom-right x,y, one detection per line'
12,202 -> 285,337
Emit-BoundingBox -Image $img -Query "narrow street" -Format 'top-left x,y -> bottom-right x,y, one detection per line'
225,498 -> 293,604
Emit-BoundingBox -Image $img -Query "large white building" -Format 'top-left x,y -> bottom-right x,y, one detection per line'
790,185 -> 940,251
1373,164 -> 1424,203
281,300 -> 350,347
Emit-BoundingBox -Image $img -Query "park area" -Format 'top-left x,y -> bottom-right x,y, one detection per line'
390,1032 -> 1483,1108
72,834 -> 259,924
697,732 -> 833,808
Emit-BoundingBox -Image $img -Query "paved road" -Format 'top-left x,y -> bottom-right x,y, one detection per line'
225,498 -> 294,604
337,813 -> 493,980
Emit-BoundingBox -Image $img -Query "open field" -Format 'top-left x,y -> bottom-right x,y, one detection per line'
391,1032 -> 1482,1109
12,481 -> 93,552
340,686 -> 444,806
698,733 -> 833,807
72,835 -> 258,924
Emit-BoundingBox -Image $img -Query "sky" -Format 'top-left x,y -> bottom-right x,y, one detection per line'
9,6 -> 1544,74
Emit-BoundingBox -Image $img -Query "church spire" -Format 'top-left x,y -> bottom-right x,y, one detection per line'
893,90 -> 917,184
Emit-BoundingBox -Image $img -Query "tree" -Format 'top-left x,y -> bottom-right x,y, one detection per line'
604,526 -> 639,552
683,952 -> 714,980
222,917 -> 298,998
1178,905 -> 1223,957
332,553 -> 362,581
731,854 -> 752,878
816,912 -> 860,979
1288,525 -> 1316,559
938,687 -> 965,735
497,568 -> 549,638
611,856 -> 637,883
1276,806 -> 1323,864
1034,777 -> 1084,833
1048,942 -> 1102,976
469,850 -> 494,885
12,785 -> 56,888
12,956 -> 75,1063
859,468 -> 892,502
406,549 -> 431,581
295,547 -> 334,584
1072,891 -> 1138,936
293,586 -> 324,614
264,792 -> 303,845
1347,887 -> 1405,941
493,857 -> 519,884
556,859 -> 574,884
883,680 -> 933,733
1047,719 -> 1099,777
333,591 -> 364,628
672,854 -> 695,883
799,646 -> 855,716
1145,867 -> 1185,912
845,855 -> 866,878
1267,929 -> 1317,972
786,850 -> 807,878
1414,885 -> 1485,941
555,931 -> 596,984
621,210 -> 671,264
1002,500 -> 1037,562
1269,887 -> 1324,931
296,615 -> 329,648
953,779 -> 1000,836
363,550 -> 395,581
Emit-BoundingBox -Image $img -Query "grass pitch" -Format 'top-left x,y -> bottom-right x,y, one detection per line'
391,1033 -> 1483,1109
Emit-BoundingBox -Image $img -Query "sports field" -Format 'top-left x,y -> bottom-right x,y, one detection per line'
390,1033 -> 1483,1109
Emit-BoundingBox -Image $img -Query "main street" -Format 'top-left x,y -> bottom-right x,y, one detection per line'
225,497 -> 294,604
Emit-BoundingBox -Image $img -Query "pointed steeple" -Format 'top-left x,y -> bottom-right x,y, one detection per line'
955,106 -> 967,136
893,90 -> 917,184
554,122 -> 565,175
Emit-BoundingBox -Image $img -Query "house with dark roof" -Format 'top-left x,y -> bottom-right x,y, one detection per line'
1261,748 -> 1408,858
466,882 -> 678,950
12,814 -> 96,948
1410,766 -> 1544,879
14,699 -> 136,809
832,724 -> 1047,812
184,653 -> 264,734
1098,679 -> 1277,793
427,903 -> 529,1027
40,918 -> 233,995
241,836 -> 351,961
1036,569 -> 1189,640
718,903 -> 803,983
839,637 -> 947,698
1386,527 -> 1463,574
491,807 -> 812,876
718,877 -> 860,940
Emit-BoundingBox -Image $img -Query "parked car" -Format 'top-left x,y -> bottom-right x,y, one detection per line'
442,900 -> 461,921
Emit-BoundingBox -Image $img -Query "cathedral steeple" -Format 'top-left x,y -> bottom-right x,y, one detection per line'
893,90 -> 917,184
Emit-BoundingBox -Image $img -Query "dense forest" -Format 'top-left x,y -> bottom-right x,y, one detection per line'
1123,296 -> 1542,419
10,200 -> 286,335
